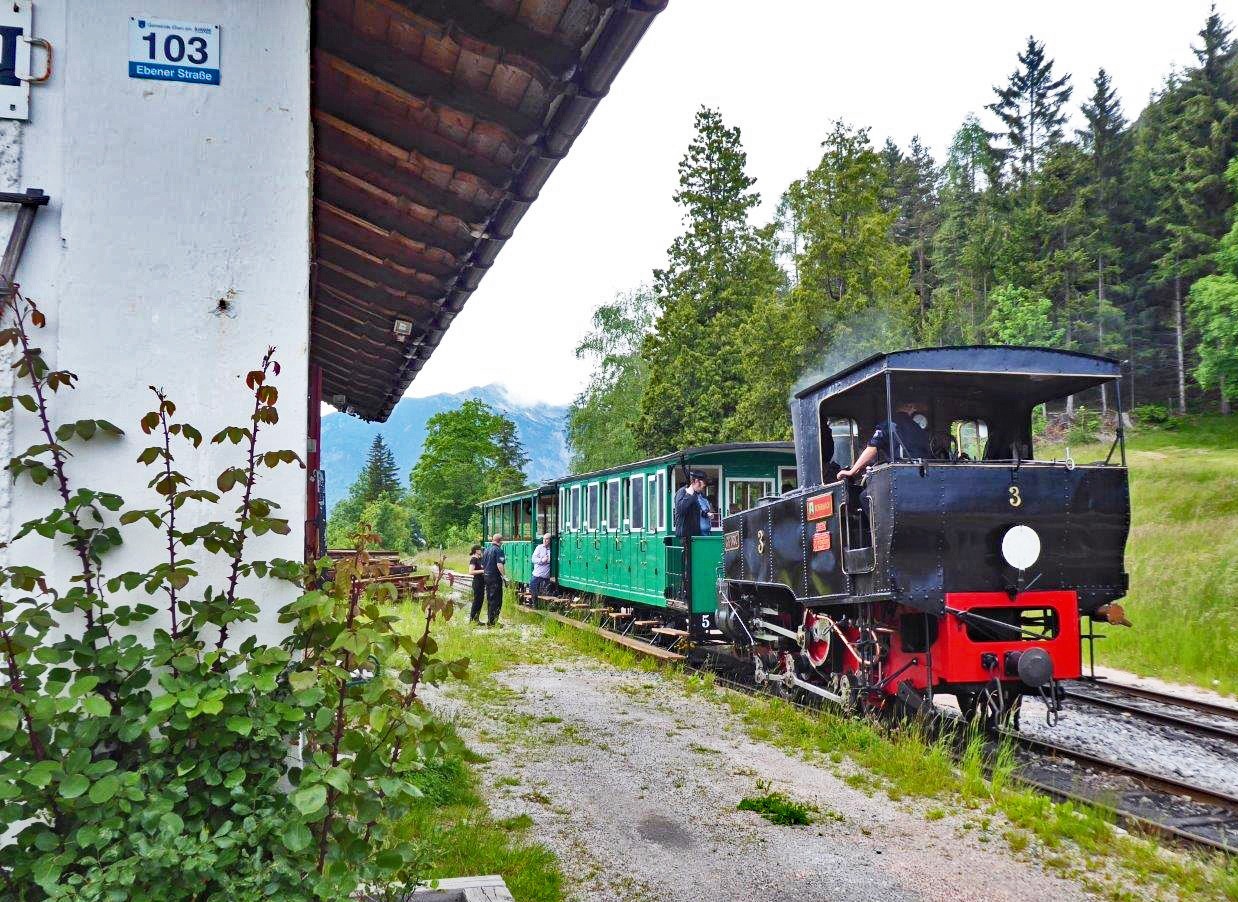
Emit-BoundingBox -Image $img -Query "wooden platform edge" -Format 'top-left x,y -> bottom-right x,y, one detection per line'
518,604 -> 685,663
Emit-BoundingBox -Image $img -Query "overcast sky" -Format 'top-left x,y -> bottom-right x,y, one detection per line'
400,0 -> 1223,408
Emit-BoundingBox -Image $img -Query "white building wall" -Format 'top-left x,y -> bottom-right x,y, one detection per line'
0,2 -> 311,644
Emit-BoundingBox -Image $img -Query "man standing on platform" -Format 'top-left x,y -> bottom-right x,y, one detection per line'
530,532 -> 552,603
481,532 -> 506,626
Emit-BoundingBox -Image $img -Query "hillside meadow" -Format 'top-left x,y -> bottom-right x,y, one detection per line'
1044,417 -> 1237,694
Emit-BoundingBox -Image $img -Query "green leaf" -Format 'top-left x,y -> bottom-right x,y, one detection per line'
80,694 -> 111,717
282,820 -> 312,852
322,767 -> 350,792
59,773 -> 90,799
69,675 -> 100,697
288,669 -> 316,692
149,693 -> 177,713
87,774 -> 119,804
17,394 -> 37,412
226,715 -> 253,736
158,811 -> 184,835
291,783 -> 327,816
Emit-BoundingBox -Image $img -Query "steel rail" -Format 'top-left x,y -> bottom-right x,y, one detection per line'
1061,685 -> 1238,743
1076,678 -> 1238,722
512,601 -> 1237,854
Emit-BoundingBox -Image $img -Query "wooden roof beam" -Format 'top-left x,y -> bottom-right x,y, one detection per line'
314,39 -> 540,141
387,0 -> 583,78
315,114 -> 494,224
315,199 -> 458,276
315,85 -> 513,190
315,163 -> 473,256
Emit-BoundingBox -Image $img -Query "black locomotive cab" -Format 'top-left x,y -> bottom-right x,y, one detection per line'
716,346 -> 1131,727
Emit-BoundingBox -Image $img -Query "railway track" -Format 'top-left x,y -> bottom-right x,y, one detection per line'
502,596 -> 1237,854
1063,679 -> 1238,743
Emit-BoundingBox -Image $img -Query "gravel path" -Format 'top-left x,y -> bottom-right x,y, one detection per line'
435,658 -> 1098,902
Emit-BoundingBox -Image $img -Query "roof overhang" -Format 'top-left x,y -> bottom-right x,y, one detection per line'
311,0 -> 666,421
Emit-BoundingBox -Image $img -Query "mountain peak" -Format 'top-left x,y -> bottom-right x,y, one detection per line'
321,387 -> 570,509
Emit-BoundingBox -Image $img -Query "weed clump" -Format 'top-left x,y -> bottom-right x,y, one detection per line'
737,785 -> 816,826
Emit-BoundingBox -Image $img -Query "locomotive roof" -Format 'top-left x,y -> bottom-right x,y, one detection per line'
794,346 -> 1121,405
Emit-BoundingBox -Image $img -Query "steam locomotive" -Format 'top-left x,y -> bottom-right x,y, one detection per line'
714,347 -> 1131,728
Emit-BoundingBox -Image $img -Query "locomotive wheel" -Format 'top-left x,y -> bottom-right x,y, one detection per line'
825,670 -> 859,714
958,687 -> 1022,732
773,651 -> 800,700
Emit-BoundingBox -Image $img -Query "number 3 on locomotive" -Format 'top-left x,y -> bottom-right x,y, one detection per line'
756,529 -> 766,554
1008,485 -> 1022,508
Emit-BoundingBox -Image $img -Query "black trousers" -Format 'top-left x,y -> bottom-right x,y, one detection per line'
484,578 -> 503,624
470,578 -> 485,622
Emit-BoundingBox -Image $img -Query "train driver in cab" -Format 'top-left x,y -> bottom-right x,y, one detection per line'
838,400 -> 932,480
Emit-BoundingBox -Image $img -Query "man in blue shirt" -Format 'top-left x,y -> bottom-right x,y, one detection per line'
530,533 -> 552,602
839,401 -> 931,479
480,533 -> 506,626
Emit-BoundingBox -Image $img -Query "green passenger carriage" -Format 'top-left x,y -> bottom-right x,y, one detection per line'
480,443 -> 796,632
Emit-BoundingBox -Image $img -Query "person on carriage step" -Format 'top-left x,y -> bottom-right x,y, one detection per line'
838,400 -> 932,479
530,533 -> 552,603
481,533 -> 506,627
673,470 -> 708,539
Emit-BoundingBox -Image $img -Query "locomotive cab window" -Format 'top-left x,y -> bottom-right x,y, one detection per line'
951,419 -> 989,461
779,466 -> 798,494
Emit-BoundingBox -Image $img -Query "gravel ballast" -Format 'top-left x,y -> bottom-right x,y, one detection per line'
433,651 -> 1100,902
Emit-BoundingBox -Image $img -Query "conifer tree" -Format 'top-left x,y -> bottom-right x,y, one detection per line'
1188,158 -> 1238,412
987,36 -> 1073,187
1079,68 -> 1130,413
359,434 -> 401,501
882,137 -> 941,328
929,116 -> 1002,342
727,122 -> 914,439
636,107 -> 781,453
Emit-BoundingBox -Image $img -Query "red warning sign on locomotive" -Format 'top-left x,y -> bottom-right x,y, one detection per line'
806,492 -> 833,521
812,528 -> 832,552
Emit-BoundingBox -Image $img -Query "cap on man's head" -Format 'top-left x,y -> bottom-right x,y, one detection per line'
688,470 -> 708,483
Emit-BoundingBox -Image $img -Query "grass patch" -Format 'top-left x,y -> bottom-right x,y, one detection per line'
1041,416 -> 1238,694
382,721 -> 563,902
737,784 -> 816,826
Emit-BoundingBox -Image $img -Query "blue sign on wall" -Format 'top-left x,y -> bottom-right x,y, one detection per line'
128,17 -> 220,86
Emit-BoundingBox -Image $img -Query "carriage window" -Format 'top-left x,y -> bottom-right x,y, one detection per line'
727,479 -> 775,515
630,475 -> 645,530
650,472 -> 665,532
522,498 -> 534,539
951,419 -> 989,460
607,480 -> 621,530
779,466 -> 798,494
587,483 -> 599,531
570,486 -> 580,531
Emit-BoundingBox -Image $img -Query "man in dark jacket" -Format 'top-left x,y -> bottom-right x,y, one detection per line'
839,401 -> 931,479
673,470 -> 708,539
480,533 -> 506,626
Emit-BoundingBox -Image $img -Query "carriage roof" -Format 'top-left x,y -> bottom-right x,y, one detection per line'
795,346 -> 1122,409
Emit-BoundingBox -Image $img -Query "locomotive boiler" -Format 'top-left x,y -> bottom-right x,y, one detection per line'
714,347 -> 1131,728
